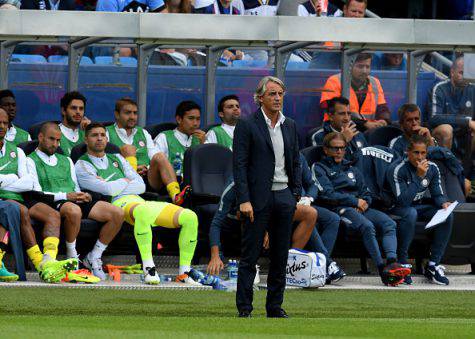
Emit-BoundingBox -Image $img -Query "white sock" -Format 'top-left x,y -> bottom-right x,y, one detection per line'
179,265 -> 191,275
89,240 -> 107,260
65,240 -> 77,259
143,258 -> 155,272
428,261 -> 436,267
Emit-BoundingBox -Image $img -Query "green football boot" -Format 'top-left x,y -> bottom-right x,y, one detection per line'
0,261 -> 18,282
39,255 -> 78,283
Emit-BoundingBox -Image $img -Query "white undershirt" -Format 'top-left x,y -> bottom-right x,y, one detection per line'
26,149 -> 80,201
154,128 -> 194,159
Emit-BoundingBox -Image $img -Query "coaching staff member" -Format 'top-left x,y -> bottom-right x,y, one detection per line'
233,76 -> 301,318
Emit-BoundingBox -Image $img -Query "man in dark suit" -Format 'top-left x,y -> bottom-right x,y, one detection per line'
233,76 -> 301,318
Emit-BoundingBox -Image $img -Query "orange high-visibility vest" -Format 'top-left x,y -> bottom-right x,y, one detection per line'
320,73 -> 386,121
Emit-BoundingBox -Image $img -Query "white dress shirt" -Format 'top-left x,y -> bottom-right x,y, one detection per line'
5,125 -> 32,143
0,142 -> 34,192
59,123 -> 81,143
262,109 -> 288,190
154,128 -> 195,159
205,123 -> 235,144
106,123 -> 158,160
26,149 -> 80,201
75,153 -> 145,201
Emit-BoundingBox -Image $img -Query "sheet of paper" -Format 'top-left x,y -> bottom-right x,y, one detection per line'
425,201 -> 459,229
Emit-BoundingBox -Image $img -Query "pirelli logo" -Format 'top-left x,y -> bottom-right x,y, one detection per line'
361,147 -> 394,163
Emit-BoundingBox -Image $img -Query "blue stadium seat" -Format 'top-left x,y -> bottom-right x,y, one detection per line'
94,56 -> 137,66
287,61 -> 309,70
8,66 -> 437,132
231,60 -> 246,67
47,55 -> 94,65
232,59 -> 267,68
11,54 -> 47,64
366,125 -> 403,147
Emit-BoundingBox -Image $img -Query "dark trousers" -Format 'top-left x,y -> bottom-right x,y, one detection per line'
236,188 -> 295,313
306,206 -> 340,262
390,204 -> 453,264
0,200 -> 25,280
340,207 -> 397,267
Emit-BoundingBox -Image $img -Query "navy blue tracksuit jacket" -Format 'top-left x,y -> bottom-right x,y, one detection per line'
312,156 -> 372,209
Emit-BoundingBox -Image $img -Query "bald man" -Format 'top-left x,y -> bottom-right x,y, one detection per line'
430,56 -> 475,151
26,122 -> 124,281
0,109 -> 78,282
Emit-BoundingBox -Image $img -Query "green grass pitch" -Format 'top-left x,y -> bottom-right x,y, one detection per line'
0,288 -> 473,338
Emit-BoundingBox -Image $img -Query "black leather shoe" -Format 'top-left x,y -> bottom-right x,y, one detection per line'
238,310 -> 252,318
267,308 -> 289,318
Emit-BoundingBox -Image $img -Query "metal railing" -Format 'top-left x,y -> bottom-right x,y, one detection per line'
366,8 -> 451,79
2,11 -> 475,126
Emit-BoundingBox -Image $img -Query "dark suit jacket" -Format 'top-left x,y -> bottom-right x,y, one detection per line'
21,0 -> 77,10
233,109 -> 301,212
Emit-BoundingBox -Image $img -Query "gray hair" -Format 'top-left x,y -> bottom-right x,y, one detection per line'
253,76 -> 286,105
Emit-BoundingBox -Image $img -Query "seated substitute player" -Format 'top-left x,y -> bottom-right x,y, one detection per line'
302,153 -> 345,283
75,123 -> 200,285
389,103 -> 436,158
389,103 -> 470,198
154,100 -> 206,177
312,96 -> 368,163
0,89 -> 31,146
387,134 -> 454,285
0,109 -> 77,283
207,153 -> 345,283
205,95 -> 241,150
313,132 -> 410,286
59,91 -> 91,157
27,122 -> 124,280
106,97 -> 189,205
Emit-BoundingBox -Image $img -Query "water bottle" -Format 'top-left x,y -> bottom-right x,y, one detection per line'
226,259 -> 238,292
172,152 -> 182,176
159,274 -> 172,283
228,260 -> 238,282
188,268 -> 226,290
187,268 -> 205,283
226,260 -> 237,291
214,282 -> 228,290
202,274 -> 225,289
